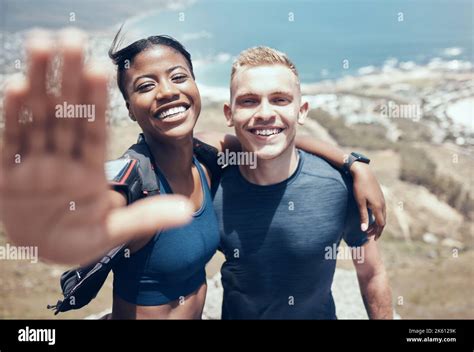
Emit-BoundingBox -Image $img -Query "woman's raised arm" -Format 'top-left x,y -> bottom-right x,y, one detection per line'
0,29 -> 193,265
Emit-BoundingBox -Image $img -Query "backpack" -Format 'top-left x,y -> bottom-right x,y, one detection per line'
48,134 -> 220,315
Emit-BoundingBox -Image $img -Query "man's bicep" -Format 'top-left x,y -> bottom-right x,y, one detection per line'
352,237 -> 384,280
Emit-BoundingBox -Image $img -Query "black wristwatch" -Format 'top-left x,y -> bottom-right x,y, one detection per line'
343,152 -> 370,175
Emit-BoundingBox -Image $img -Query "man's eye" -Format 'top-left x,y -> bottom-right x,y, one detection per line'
273,97 -> 289,104
241,99 -> 256,105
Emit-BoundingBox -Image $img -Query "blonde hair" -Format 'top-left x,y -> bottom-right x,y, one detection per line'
231,46 -> 299,83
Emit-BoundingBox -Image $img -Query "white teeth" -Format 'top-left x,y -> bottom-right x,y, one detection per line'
253,128 -> 282,136
158,105 -> 187,119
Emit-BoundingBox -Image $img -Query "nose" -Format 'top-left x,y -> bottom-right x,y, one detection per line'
255,99 -> 276,121
155,80 -> 179,102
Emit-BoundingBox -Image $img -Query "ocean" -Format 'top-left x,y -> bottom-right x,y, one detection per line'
1,0 -> 473,87
123,0 -> 474,87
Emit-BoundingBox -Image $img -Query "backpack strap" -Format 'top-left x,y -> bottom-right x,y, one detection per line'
106,134 -> 221,202
193,137 -> 222,197
106,134 -> 160,204
48,243 -> 127,315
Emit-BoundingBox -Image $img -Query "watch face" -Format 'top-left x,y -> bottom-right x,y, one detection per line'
351,152 -> 370,163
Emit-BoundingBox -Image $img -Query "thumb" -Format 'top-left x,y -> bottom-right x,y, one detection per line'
106,195 -> 193,244
357,201 -> 369,232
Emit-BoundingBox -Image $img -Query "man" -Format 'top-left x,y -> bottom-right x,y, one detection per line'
213,47 -> 393,319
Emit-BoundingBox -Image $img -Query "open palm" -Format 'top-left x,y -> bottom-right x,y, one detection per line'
0,29 -> 192,265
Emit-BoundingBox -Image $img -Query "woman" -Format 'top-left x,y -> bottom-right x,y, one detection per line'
106,31 -> 222,319
0,28 -> 386,319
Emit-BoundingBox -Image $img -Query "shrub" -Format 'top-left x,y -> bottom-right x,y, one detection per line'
310,109 -> 394,150
398,146 -> 473,219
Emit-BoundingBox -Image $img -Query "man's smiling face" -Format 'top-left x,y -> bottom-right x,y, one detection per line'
225,64 -> 308,160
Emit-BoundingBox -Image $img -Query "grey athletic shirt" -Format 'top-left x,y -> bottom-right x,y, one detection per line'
213,150 -> 368,319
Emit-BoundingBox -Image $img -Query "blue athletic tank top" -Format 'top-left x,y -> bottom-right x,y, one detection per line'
113,156 -> 220,305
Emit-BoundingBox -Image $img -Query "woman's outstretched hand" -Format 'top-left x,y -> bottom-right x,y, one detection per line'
0,29 -> 193,265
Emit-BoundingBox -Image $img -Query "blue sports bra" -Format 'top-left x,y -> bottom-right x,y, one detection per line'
113,156 -> 220,305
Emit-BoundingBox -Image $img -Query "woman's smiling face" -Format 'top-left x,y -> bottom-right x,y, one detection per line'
124,45 -> 201,141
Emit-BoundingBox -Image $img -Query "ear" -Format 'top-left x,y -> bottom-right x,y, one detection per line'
126,101 -> 136,121
223,103 -> 234,127
297,101 -> 309,125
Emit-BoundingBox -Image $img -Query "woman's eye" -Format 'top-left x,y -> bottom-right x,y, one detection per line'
172,75 -> 187,82
137,84 -> 154,92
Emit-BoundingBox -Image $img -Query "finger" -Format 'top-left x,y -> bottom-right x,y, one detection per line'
80,63 -> 108,166
367,221 -> 383,238
368,206 -> 383,240
367,223 -> 376,234
105,195 -> 194,245
378,201 -> 387,241
26,30 -> 53,100
357,201 -> 369,232
59,28 -> 85,101
2,77 -> 29,165
373,225 -> 383,241
367,226 -> 379,239
54,29 -> 87,157
373,206 -> 385,228
25,31 -> 54,154
375,220 -> 384,240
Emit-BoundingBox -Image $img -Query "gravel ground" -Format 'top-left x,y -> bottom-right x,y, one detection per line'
202,269 -> 400,320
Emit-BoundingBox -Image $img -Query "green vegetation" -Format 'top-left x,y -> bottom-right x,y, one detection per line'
398,146 -> 474,219
395,119 -> 433,143
398,145 -> 473,219
397,145 -> 436,185
311,108 -> 472,220
310,109 -> 395,150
